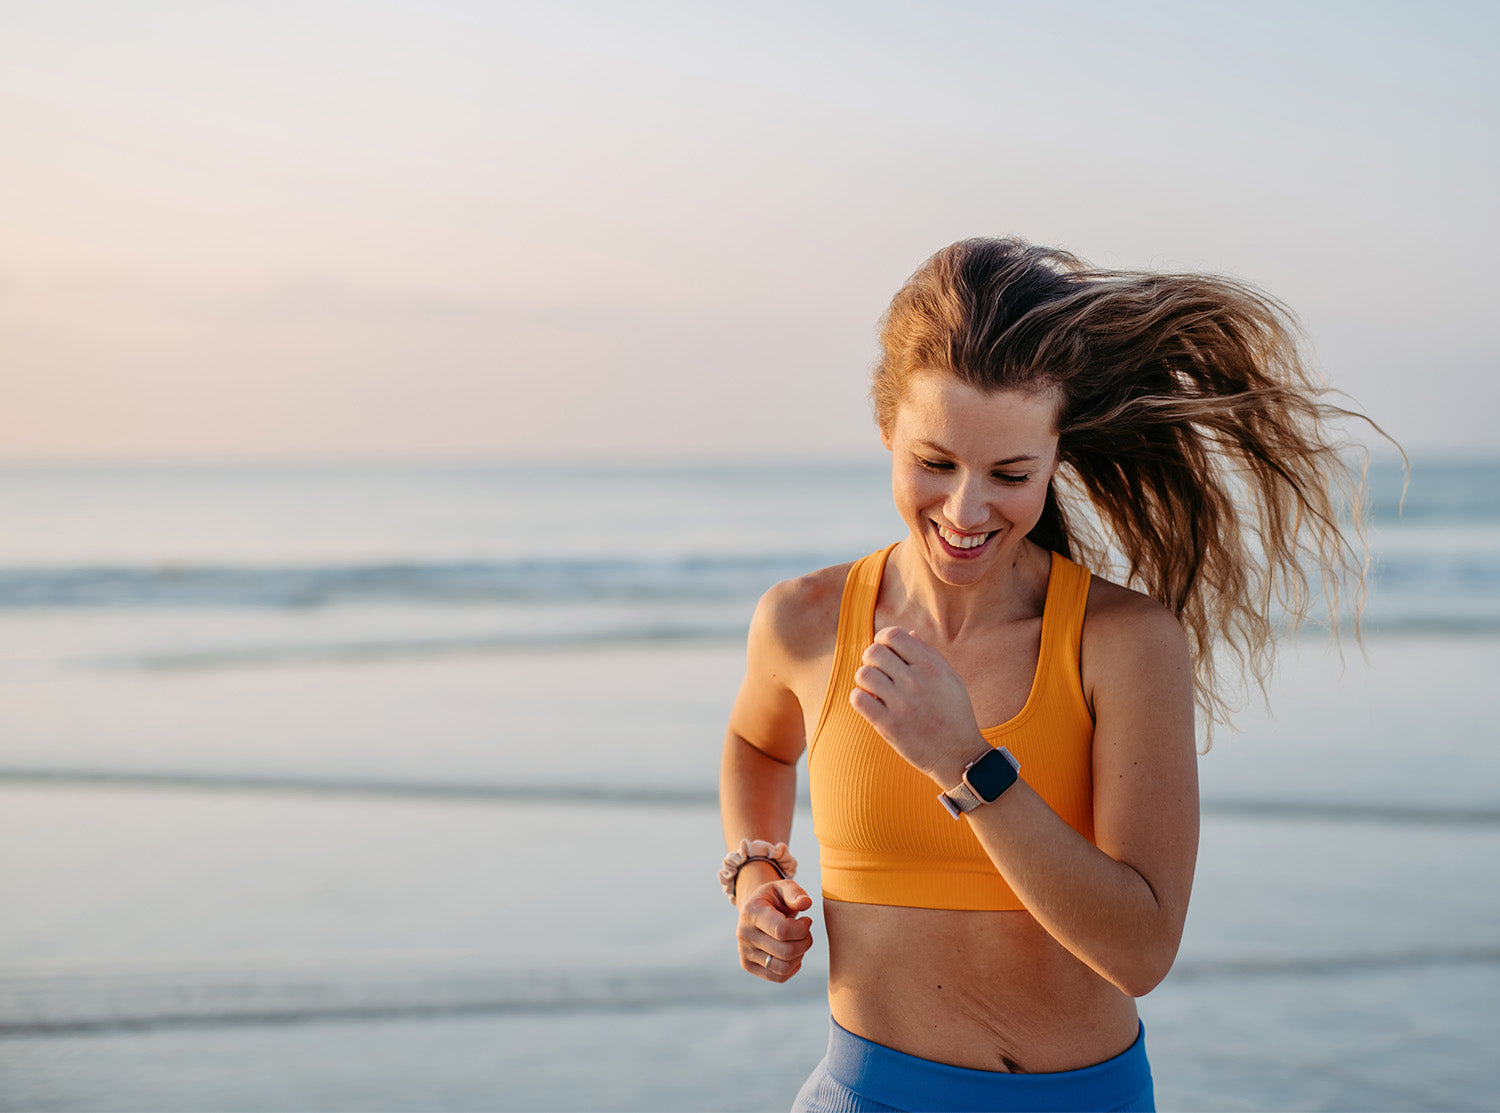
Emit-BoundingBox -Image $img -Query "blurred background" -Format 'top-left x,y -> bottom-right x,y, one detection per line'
2,2 -> 1497,1110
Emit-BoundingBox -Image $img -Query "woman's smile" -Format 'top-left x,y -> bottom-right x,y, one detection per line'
934,523 -> 996,555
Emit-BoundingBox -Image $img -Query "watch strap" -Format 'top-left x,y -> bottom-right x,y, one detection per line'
937,778 -> 985,818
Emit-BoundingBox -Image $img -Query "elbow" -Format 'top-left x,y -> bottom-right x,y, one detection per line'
1100,934 -> 1183,999
1099,882 -> 1190,997
1111,963 -> 1170,1000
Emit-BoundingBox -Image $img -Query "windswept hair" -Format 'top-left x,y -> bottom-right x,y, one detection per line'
874,237 -> 1394,745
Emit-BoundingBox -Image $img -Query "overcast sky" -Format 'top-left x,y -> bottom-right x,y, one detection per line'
3,0 -> 1495,461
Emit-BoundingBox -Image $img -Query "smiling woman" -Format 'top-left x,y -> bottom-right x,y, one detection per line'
718,237 -> 1388,1112
881,377 -> 1061,586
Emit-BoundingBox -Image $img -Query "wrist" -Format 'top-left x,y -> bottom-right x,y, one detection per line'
719,838 -> 798,904
732,860 -> 783,907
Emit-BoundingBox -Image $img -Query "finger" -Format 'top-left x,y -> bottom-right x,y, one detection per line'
742,923 -> 813,962
852,663 -> 897,703
866,633 -> 914,668
749,951 -> 802,982
849,685 -> 889,728
875,625 -> 936,665
754,882 -> 813,927
762,953 -> 802,979
741,930 -> 810,966
747,902 -> 814,944
739,924 -> 810,969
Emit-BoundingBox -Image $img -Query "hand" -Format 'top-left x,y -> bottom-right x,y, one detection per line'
736,877 -> 814,983
849,626 -> 987,784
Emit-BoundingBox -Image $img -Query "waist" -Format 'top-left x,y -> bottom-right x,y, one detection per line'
824,899 -> 1140,1074
811,1016 -> 1154,1112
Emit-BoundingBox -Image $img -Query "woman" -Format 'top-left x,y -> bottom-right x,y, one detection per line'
718,238 -> 1379,1112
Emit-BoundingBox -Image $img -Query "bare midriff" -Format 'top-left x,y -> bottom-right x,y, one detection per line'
824,899 -> 1140,1075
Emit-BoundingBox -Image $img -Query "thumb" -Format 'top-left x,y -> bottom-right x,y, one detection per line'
771,878 -> 812,912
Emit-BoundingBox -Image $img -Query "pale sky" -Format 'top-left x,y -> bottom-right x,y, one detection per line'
3,0 -> 1496,460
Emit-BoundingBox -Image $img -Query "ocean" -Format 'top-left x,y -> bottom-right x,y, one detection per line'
1,455 -> 1496,1111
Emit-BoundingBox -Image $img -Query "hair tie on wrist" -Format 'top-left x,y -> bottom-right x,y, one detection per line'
718,838 -> 798,903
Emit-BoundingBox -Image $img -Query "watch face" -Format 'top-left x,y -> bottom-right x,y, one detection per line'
967,748 -> 1019,801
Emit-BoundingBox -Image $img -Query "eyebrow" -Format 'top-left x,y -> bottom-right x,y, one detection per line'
914,440 -> 1040,467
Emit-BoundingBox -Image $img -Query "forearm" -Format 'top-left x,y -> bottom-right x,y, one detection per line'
963,780 -> 1190,997
719,730 -> 798,849
720,729 -> 815,982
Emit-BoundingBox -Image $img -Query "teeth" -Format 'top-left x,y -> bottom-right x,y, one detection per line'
938,526 -> 991,549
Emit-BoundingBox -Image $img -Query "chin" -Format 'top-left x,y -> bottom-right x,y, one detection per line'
923,533 -> 1008,583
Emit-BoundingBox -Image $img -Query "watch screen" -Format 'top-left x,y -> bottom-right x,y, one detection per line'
968,748 -> 1019,801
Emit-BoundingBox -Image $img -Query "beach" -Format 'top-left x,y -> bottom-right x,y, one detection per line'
2,459 -> 1496,1111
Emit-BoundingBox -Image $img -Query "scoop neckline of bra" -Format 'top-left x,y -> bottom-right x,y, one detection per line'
863,544 -> 1063,739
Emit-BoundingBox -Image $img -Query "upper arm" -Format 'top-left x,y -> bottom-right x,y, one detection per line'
1081,587 -> 1200,925
726,569 -> 844,766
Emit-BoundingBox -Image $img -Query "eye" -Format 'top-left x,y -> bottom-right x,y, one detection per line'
994,472 -> 1030,485
916,457 -> 954,472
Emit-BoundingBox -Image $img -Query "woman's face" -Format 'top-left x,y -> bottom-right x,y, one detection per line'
882,372 -> 1061,586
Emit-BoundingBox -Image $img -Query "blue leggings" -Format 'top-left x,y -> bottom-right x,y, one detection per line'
792,1018 -> 1155,1113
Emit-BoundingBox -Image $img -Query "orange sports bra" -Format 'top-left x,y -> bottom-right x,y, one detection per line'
807,545 -> 1096,911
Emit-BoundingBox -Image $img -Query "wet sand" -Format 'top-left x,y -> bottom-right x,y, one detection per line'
2,635 -> 1498,1111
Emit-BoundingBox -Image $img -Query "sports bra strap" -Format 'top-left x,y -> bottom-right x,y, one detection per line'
809,546 -> 894,748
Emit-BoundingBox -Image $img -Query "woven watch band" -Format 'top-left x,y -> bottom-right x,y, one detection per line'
938,779 -> 985,816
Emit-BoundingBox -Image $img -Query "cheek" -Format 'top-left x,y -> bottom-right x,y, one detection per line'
892,468 -> 945,514
890,464 -> 920,499
1000,483 -> 1051,525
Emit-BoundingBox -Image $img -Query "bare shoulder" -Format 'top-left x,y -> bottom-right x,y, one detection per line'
729,561 -> 854,764
1078,574 -> 1192,715
749,561 -> 852,668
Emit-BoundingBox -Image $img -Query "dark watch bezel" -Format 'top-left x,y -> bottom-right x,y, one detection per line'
965,746 -> 1020,802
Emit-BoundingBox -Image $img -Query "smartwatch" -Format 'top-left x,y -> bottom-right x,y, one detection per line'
937,746 -> 1020,819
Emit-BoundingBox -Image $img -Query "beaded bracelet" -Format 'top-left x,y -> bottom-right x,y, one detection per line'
719,838 -> 798,903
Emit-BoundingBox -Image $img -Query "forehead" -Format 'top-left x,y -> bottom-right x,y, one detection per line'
890,373 -> 1061,452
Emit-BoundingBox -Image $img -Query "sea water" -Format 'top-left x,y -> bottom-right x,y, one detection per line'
0,456 -> 1496,1111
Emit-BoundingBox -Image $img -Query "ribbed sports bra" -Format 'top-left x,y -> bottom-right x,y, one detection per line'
808,545 -> 1096,911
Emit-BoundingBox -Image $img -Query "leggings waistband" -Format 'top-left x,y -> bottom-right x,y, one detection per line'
818,1017 -> 1154,1112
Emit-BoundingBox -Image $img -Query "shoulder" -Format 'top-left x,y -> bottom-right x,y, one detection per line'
1078,572 -> 1192,714
729,560 -> 857,760
1081,573 -> 1187,649
748,561 -> 854,667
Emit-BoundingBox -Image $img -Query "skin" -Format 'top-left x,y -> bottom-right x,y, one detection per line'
719,371 -> 1199,1074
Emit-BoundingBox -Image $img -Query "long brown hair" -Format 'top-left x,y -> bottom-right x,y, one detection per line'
874,237 -> 1393,744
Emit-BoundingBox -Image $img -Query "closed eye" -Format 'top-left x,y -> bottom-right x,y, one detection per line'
916,457 -> 954,472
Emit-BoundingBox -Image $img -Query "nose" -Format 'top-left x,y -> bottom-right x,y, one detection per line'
944,473 -> 991,532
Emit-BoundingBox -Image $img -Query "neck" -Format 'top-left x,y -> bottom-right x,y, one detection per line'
887,539 -> 1051,643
